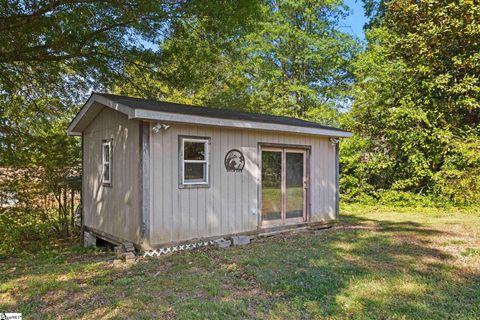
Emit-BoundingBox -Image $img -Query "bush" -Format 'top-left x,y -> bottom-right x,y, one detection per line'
0,207 -> 78,259
376,190 -> 434,207
432,131 -> 480,207
339,130 -> 480,209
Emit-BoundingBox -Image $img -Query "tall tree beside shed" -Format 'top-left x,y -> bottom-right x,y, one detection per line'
115,0 -> 359,126
0,0 -> 260,234
345,0 -> 480,204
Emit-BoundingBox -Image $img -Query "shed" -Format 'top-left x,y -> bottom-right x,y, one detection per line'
68,93 -> 352,250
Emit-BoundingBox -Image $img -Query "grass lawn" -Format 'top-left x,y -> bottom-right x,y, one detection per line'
1,205 -> 480,319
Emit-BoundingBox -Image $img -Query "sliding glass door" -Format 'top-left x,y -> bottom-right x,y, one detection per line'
261,147 -> 307,226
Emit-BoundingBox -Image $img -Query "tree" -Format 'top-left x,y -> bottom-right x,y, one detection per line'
116,0 -> 359,126
362,0 -> 388,29
347,0 -> 480,205
1,0 -> 260,168
0,0 -> 260,235
238,0 -> 359,123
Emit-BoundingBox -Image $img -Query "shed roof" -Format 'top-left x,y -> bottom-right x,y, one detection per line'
67,93 -> 352,138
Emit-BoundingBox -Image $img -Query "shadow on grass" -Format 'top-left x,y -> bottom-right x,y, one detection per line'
233,214 -> 480,318
1,213 -> 479,319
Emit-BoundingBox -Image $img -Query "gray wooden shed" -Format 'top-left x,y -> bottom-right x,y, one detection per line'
68,93 -> 351,250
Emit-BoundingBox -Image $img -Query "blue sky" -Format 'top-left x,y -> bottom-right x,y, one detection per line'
341,0 -> 367,41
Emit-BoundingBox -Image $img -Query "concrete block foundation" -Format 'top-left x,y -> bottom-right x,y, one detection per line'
83,231 -> 97,247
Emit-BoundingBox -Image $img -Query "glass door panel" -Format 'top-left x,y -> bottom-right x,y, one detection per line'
261,147 -> 308,226
285,152 -> 305,219
261,150 -> 282,222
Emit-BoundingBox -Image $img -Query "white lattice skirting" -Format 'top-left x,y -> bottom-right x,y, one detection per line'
143,240 -> 215,257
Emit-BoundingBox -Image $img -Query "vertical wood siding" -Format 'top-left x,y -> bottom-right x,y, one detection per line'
83,108 -> 141,243
150,123 -> 336,245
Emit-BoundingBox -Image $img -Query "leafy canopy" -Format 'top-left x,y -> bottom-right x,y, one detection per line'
344,0 -> 480,205
0,0 -> 260,167
0,0 -> 260,229
115,0 -> 359,126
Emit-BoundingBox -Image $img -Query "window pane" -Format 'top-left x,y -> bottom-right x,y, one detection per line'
286,152 -> 304,219
184,163 -> 206,182
103,144 -> 110,162
184,141 -> 205,160
103,163 -> 110,181
261,151 -> 282,220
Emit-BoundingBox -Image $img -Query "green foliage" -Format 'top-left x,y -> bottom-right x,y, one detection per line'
235,0 -> 359,119
0,0 -> 260,234
388,0 -> 480,115
116,0 -> 359,125
362,0 -> 388,29
0,0 -> 261,101
339,134 -> 374,202
2,0 -> 478,212
346,0 -> 480,206
0,96 -> 81,235
433,129 -> 480,206
0,208 -> 56,259
0,0 -> 261,163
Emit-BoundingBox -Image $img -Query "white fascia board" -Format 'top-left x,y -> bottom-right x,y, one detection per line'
134,109 -> 352,138
67,94 -> 134,136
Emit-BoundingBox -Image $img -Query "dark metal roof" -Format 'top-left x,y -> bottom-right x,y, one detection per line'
97,93 -> 350,133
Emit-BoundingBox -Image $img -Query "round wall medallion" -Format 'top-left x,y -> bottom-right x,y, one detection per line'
225,149 -> 245,172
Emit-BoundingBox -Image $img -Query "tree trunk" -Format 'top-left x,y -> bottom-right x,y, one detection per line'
70,189 -> 75,234
63,187 -> 68,234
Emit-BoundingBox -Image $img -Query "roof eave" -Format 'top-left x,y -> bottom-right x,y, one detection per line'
133,109 -> 352,138
67,94 -> 352,138
67,93 -> 134,135
68,131 -> 82,136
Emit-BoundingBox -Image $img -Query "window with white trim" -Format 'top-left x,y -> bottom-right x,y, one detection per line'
180,137 -> 209,187
102,140 -> 112,186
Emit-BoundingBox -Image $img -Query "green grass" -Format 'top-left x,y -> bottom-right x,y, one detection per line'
1,205 -> 480,319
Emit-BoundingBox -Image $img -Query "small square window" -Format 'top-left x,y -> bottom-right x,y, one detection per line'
102,140 -> 112,186
179,136 -> 210,187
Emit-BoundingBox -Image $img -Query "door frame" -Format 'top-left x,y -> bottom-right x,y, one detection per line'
258,142 -> 311,228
